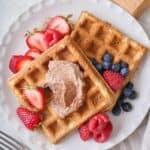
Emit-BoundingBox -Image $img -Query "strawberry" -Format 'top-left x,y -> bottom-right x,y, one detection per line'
23,87 -> 45,110
9,55 -> 33,73
93,122 -> 113,143
89,113 -> 109,134
79,122 -> 92,141
44,29 -> 63,47
16,107 -> 41,130
47,16 -> 70,35
25,49 -> 41,59
103,70 -> 124,91
26,32 -> 48,52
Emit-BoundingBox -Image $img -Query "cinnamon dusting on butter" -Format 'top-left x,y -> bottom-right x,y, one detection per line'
44,60 -> 85,118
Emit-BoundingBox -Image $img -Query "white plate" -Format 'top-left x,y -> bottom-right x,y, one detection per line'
0,0 -> 150,150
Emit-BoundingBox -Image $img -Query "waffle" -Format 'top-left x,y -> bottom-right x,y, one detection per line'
71,11 -> 147,110
7,36 -> 114,143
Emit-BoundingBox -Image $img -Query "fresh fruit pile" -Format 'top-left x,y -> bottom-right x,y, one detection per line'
9,15 -> 71,131
91,53 -> 129,78
79,113 -> 113,143
9,16 -> 71,73
90,53 -> 138,115
90,53 -> 130,91
16,86 -> 46,130
112,81 -> 138,116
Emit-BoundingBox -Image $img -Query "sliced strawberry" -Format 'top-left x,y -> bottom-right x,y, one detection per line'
47,16 -> 70,35
25,49 -> 41,59
17,107 -> 41,130
17,56 -> 33,72
44,29 -> 63,47
9,55 -> 33,73
23,87 -> 45,110
26,32 -> 48,52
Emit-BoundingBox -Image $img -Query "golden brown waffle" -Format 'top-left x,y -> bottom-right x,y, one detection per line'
7,36 -> 114,143
71,11 -> 147,110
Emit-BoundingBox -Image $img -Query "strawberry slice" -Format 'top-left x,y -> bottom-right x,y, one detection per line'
47,16 -> 70,35
9,55 -> 33,73
25,49 -> 41,59
26,32 -> 48,52
23,87 -> 45,110
17,107 -> 41,130
44,29 -> 63,47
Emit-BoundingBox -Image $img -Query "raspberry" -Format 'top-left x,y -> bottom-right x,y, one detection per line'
79,122 -> 92,141
103,70 -> 124,91
89,113 -> 109,134
93,122 -> 113,143
78,113 -> 113,143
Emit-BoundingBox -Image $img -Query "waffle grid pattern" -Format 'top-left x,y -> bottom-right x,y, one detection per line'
71,11 -> 147,109
7,36 -> 113,143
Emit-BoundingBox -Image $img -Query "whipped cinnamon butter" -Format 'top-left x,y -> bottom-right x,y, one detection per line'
44,60 -> 85,118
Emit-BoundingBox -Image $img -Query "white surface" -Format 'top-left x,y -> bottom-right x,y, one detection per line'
0,0 -> 41,44
0,0 -> 150,150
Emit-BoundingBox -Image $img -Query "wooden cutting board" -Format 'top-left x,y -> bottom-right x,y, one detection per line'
113,0 -> 150,17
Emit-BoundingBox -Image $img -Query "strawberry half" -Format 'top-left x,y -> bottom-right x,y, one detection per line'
26,32 -> 48,52
23,87 -> 45,110
44,29 -> 63,47
17,107 -> 41,130
9,55 -> 33,73
47,16 -> 70,35
25,49 -> 41,59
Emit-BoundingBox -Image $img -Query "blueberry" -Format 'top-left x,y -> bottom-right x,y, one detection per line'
122,102 -> 132,112
121,62 -> 128,68
118,99 -> 124,107
123,87 -> 133,97
117,94 -> 125,106
112,63 -> 121,72
103,53 -> 113,62
120,67 -> 129,77
112,105 -> 121,116
90,57 -> 97,65
129,90 -> 138,100
102,61 -> 111,70
95,63 -> 103,73
126,82 -> 134,90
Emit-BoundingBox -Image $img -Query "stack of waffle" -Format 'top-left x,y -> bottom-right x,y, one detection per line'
7,11 -> 147,144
